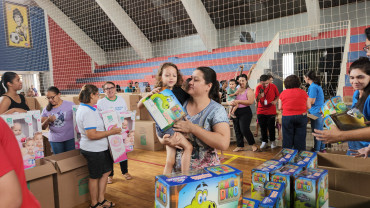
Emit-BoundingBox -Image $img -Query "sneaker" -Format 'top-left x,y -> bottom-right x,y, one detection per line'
260,142 -> 268,149
320,149 -> 327,153
271,141 -> 277,149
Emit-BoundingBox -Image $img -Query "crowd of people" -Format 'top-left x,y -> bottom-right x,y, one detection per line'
0,27 -> 369,207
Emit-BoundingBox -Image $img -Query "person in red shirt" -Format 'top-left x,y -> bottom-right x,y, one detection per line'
255,74 -> 280,149
0,117 -> 40,208
278,75 -> 311,151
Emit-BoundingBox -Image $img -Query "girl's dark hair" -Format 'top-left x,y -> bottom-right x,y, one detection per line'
46,86 -> 61,111
236,74 -> 249,88
13,9 -> 23,23
0,72 -> 18,96
349,57 -> 370,112
284,75 -> 301,89
79,84 -> 99,104
305,70 -> 321,85
155,62 -> 183,88
195,67 -> 221,103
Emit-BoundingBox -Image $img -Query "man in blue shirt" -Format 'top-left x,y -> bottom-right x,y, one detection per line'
124,80 -> 135,93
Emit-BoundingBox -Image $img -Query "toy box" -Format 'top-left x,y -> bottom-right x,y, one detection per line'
155,165 -> 243,208
271,164 -> 303,208
321,99 -> 337,117
101,109 -> 128,163
1,111 -> 43,169
291,151 -> 317,170
251,160 -> 283,201
331,96 -> 348,114
294,168 -> 329,208
273,148 -> 298,165
259,181 -> 285,208
72,105 -> 81,149
142,88 -> 186,132
242,197 -> 259,208
118,111 -> 136,152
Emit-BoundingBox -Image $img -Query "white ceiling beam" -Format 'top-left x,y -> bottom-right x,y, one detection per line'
305,0 -> 321,37
181,0 -> 218,52
33,0 -> 107,65
96,0 -> 153,60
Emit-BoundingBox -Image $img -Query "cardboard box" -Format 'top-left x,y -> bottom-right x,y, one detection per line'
35,96 -> 49,111
291,151 -> 317,169
242,197 -> 260,208
271,164 -> 303,208
251,160 -> 283,201
25,97 -> 37,110
260,181 -> 285,208
134,120 -> 164,151
45,149 -> 90,208
139,106 -> 154,121
155,165 -> 243,207
117,93 -> 141,111
328,189 -> 370,208
294,168 -> 329,208
1,111 -> 43,169
273,148 -> 298,165
318,153 -> 370,198
25,159 -> 57,208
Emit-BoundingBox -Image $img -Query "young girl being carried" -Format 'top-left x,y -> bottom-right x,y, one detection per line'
138,62 -> 192,174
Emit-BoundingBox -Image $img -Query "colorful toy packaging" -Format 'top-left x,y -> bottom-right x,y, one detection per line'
294,168 -> 329,208
260,181 -> 285,208
271,164 -> 303,208
330,96 -> 348,114
155,165 -> 242,208
1,111 -> 43,169
101,109 -> 127,163
118,111 -> 136,152
291,151 -> 317,170
72,105 -> 81,149
251,160 -> 283,201
142,89 -> 186,131
242,197 -> 259,208
273,148 -> 298,165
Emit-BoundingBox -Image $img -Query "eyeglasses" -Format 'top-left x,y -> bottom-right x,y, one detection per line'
45,95 -> 56,100
363,45 -> 370,52
104,87 -> 115,91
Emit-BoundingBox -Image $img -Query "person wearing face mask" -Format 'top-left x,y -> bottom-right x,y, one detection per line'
0,72 -> 30,114
41,86 -> 75,154
255,74 -> 280,149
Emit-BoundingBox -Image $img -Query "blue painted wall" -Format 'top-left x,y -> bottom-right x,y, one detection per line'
0,3 -> 48,71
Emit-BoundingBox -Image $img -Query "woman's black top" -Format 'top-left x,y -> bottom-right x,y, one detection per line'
2,94 -> 30,111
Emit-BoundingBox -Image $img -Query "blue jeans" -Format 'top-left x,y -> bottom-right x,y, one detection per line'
310,116 -> 325,151
282,114 -> 307,151
50,138 -> 75,154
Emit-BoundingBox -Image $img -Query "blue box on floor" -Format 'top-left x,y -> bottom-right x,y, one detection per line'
271,164 -> 303,208
251,160 -> 283,201
259,181 -> 285,208
291,151 -> 317,169
242,197 -> 259,208
155,165 -> 243,208
294,168 -> 329,208
273,148 -> 298,165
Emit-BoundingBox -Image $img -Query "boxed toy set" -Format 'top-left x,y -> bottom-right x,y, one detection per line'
259,181 -> 285,208
142,88 -> 186,132
273,148 -> 298,165
294,168 -> 329,208
101,109 -> 128,163
155,165 -> 243,207
118,111 -> 136,152
291,151 -> 317,169
1,110 -> 43,169
271,164 -> 303,208
242,197 -> 259,208
251,160 -> 283,201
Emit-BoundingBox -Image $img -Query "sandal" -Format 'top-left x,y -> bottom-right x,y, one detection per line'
233,147 -> 244,152
252,145 -> 262,152
107,177 -> 113,184
100,199 -> 115,208
90,202 -> 103,208
123,173 -> 132,180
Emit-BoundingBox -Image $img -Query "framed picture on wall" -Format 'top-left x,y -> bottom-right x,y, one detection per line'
4,1 -> 32,48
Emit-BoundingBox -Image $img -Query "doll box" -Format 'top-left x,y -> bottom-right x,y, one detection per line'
259,181 -> 285,208
142,89 -> 186,132
118,111 -> 136,152
242,197 -> 259,208
271,164 -> 303,208
294,168 -> 329,208
155,165 -> 243,208
273,148 -> 298,165
101,109 -> 127,163
251,160 -> 283,201
291,151 -> 317,170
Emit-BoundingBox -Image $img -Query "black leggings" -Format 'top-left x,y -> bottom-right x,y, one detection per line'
233,106 -> 255,147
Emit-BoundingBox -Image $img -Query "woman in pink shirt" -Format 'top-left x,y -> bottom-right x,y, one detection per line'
230,74 -> 259,152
